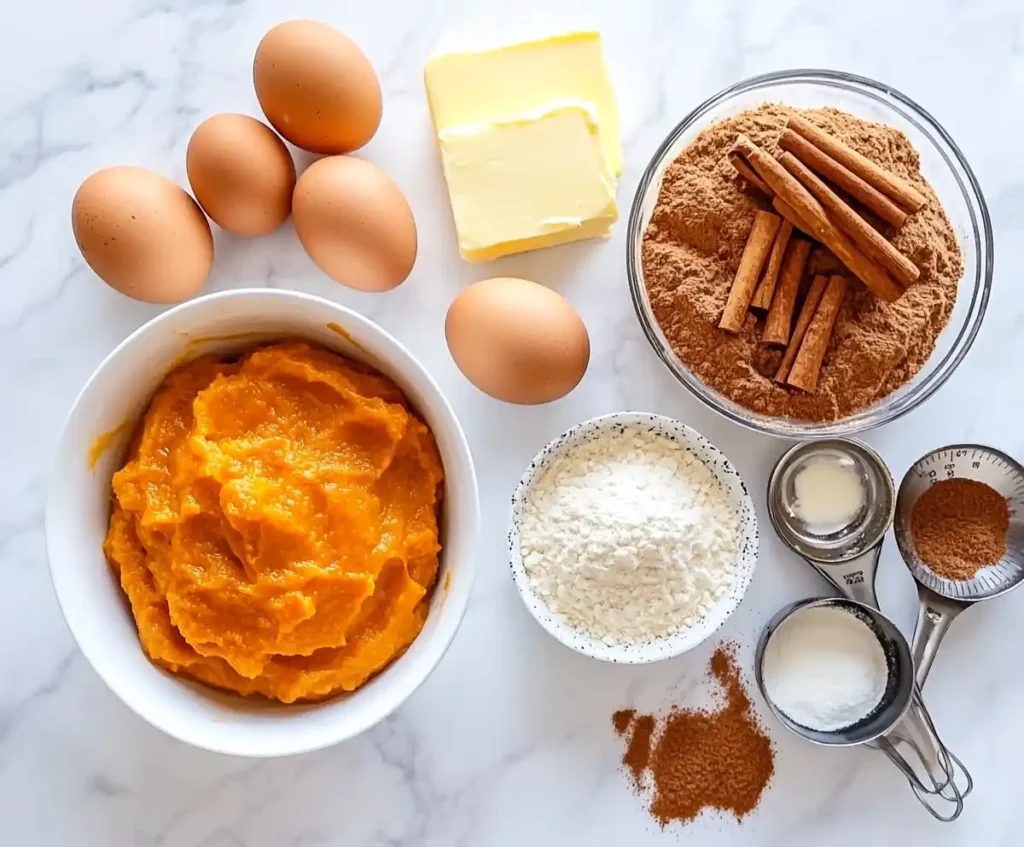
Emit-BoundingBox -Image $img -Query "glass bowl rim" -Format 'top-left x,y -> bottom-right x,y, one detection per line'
626,68 -> 993,438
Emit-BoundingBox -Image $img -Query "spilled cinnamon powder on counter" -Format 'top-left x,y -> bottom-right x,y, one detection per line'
621,712 -> 655,785
612,644 -> 774,826
612,708 -> 635,735
642,104 -> 963,422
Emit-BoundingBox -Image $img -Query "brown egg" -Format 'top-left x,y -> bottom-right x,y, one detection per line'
445,277 -> 590,404
253,20 -> 382,154
186,114 -> 295,236
292,156 -> 416,292
72,166 -> 214,303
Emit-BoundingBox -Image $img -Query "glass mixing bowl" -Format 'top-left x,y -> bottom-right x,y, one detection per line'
626,70 -> 992,438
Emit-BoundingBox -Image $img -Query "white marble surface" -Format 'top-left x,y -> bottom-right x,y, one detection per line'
3,0 -> 1024,843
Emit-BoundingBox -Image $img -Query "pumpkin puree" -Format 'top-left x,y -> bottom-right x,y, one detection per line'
103,341 -> 445,703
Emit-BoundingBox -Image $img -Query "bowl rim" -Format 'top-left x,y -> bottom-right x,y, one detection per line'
626,68 -> 993,438
507,411 -> 759,664
44,287 -> 480,756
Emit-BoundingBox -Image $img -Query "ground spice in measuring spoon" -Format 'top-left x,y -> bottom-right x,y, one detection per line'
910,478 -> 1009,580
612,644 -> 774,826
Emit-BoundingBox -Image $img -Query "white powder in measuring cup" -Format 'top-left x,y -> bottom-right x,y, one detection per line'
792,455 -> 865,533
762,605 -> 888,732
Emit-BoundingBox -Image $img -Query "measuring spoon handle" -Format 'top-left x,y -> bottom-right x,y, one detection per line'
912,585 -> 966,688
876,736 -> 964,821
807,546 -> 883,608
880,690 -> 972,821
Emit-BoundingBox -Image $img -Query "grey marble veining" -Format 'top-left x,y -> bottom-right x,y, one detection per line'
2,0 -> 1023,843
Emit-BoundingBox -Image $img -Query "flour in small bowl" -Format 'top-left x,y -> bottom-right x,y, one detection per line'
518,426 -> 741,644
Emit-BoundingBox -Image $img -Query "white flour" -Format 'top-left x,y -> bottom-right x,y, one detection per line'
518,426 -> 740,644
762,605 -> 888,732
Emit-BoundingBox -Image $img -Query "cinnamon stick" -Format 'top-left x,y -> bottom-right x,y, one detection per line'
774,274 -> 829,383
730,157 -> 812,239
787,274 -> 849,392
731,135 -> 903,303
779,129 -> 908,229
751,220 -> 794,310
719,210 -> 781,332
808,246 -> 844,276
728,152 -> 771,195
779,152 -> 920,288
763,238 -> 811,346
772,197 -> 812,237
787,115 -> 926,214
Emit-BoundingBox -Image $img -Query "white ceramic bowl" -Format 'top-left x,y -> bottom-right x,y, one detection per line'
46,289 -> 479,757
508,412 -> 758,663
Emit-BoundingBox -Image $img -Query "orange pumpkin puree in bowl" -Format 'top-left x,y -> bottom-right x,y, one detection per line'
103,340 -> 445,703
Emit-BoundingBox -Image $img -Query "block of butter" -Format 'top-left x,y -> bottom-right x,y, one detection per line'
425,32 -> 622,262
438,104 -> 618,262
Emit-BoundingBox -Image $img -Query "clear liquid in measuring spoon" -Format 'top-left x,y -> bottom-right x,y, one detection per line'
791,454 -> 866,535
782,448 -> 871,540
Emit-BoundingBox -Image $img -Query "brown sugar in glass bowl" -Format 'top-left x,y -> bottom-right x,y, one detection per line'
626,70 -> 992,438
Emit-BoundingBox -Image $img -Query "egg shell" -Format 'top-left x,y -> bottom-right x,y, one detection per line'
186,114 -> 296,236
253,20 -> 382,155
72,166 -> 214,304
292,156 -> 417,292
445,277 -> 590,405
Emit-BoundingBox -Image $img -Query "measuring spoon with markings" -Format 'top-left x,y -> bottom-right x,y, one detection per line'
893,444 -> 1024,687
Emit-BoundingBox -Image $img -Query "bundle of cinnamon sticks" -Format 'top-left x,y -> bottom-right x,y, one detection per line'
718,114 -> 925,393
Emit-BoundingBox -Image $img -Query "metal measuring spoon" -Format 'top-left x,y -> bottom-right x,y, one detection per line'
767,439 -> 893,608
767,439 -> 970,819
893,444 -> 1024,686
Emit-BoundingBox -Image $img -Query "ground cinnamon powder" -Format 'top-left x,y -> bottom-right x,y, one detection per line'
612,645 -> 774,826
621,712 -> 655,785
612,708 -> 635,735
642,104 -> 963,422
910,478 -> 1009,580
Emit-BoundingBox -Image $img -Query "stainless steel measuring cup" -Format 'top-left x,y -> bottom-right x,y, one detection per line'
767,438 -> 893,609
766,438 -> 969,821
754,597 -> 966,815
893,444 -> 1024,687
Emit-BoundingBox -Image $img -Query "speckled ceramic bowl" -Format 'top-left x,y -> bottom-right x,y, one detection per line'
508,412 -> 758,663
